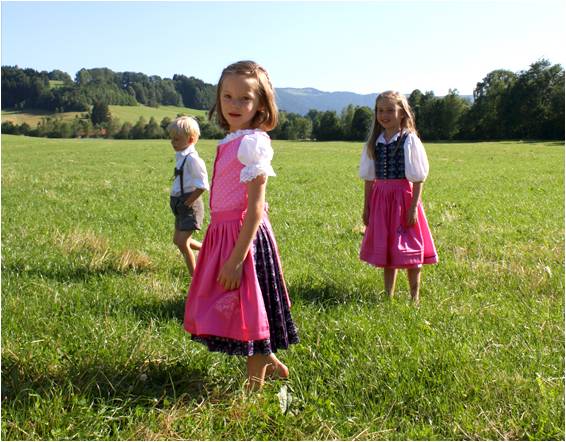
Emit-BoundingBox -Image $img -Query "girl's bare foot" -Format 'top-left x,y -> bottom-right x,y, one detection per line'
265,355 -> 289,379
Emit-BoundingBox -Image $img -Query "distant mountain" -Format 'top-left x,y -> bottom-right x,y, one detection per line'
275,87 -> 378,115
274,87 -> 473,115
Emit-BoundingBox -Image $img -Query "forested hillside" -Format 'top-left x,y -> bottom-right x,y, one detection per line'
2,60 -> 564,141
1,66 -> 215,112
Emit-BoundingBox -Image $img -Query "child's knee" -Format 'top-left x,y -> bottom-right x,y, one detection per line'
173,231 -> 192,250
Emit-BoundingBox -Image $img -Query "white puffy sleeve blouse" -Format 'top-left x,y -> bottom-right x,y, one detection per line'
358,131 -> 429,182
237,131 -> 276,183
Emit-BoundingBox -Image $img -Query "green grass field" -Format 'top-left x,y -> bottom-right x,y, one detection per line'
2,105 -> 207,126
1,135 -> 564,440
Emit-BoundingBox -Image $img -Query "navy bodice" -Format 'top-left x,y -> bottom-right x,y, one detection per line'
373,133 -> 408,179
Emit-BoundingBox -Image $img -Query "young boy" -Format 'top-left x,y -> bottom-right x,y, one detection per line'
167,116 -> 209,276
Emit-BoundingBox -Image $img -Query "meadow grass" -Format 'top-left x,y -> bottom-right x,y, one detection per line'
1,104 -> 206,126
1,135 -> 564,440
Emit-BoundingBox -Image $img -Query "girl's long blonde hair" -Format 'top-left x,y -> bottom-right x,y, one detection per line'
365,90 -> 418,159
209,60 -> 278,132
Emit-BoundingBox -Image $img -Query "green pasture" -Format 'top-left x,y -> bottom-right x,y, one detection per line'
107,104 -> 207,123
1,104 -> 206,126
1,135 -> 564,440
48,80 -> 66,89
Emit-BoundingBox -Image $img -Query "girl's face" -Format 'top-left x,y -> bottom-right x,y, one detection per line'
376,98 -> 405,133
220,74 -> 262,132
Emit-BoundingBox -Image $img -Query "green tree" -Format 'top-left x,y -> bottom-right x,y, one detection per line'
437,90 -> 471,140
340,104 -> 356,140
144,117 -> 165,139
48,69 -> 73,83
408,89 -> 425,128
102,117 -> 121,139
196,117 -> 224,139
90,101 -> 111,126
292,115 -> 313,140
70,117 -> 92,138
1,121 -> 18,134
19,122 -> 31,136
173,74 -> 216,109
415,91 -> 437,140
160,116 -> 172,132
350,106 -> 373,141
501,59 -> 564,139
463,69 -> 517,139
131,117 -> 147,139
115,122 -> 133,139
315,111 -> 342,141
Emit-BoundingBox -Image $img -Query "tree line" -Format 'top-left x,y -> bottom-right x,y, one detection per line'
1,66 -> 215,111
2,59 -> 563,141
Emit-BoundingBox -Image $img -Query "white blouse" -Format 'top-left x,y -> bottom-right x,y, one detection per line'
359,131 -> 429,182
170,144 -> 209,196
224,129 -> 276,183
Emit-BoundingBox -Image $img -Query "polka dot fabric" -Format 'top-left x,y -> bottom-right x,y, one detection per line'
209,136 -> 248,212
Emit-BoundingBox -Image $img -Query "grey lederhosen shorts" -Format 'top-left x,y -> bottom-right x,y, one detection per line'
170,192 -> 204,231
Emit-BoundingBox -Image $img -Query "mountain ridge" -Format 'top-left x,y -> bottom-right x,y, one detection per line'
274,87 -> 473,115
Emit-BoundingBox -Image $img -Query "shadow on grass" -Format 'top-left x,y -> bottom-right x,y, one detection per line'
128,276 -> 378,322
287,278 -> 377,308
1,353 -> 209,412
127,278 -> 369,323
2,260 -> 151,283
131,296 -> 186,324
520,140 -> 564,146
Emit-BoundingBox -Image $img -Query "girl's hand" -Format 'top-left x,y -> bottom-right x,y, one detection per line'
363,206 -> 370,226
406,206 -> 418,227
217,258 -> 243,290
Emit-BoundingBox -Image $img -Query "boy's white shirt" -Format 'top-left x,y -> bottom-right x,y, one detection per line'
171,144 -> 210,196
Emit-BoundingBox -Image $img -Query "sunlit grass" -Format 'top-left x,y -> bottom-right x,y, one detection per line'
1,135 -> 564,440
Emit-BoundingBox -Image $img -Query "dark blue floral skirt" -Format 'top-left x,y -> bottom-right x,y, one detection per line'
191,221 -> 299,356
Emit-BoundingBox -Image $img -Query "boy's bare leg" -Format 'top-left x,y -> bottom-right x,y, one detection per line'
173,230 -> 196,275
384,268 -> 398,298
189,238 -> 202,251
407,267 -> 422,304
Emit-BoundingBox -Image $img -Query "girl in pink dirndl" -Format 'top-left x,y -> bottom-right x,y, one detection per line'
359,91 -> 438,303
184,61 -> 298,390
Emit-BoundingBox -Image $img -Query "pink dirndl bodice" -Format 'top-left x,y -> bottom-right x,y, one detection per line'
184,134 -> 271,341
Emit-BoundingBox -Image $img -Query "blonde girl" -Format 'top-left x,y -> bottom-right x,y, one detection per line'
184,61 -> 298,390
359,91 -> 438,303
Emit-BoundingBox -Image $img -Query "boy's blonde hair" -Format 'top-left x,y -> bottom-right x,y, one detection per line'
167,116 -> 200,139
366,91 -> 418,159
209,60 -> 278,132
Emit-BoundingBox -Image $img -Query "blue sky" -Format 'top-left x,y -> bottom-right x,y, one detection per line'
1,0 -> 564,95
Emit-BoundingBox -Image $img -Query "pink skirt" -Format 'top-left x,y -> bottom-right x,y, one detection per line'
184,209 -> 271,341
360,179 -> 438,269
